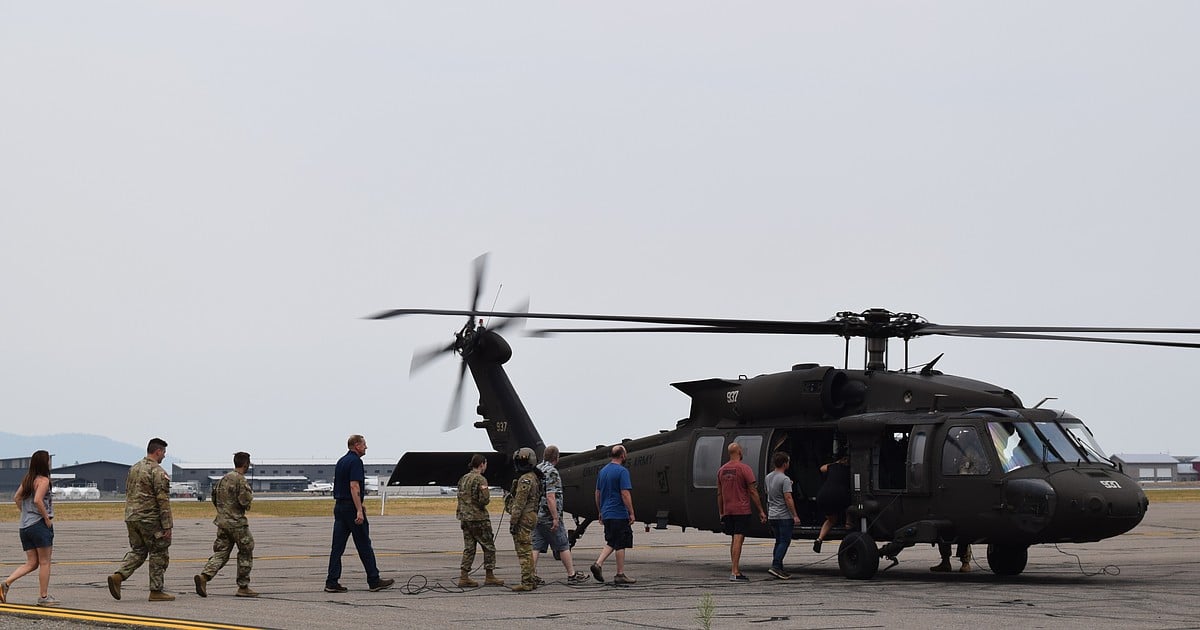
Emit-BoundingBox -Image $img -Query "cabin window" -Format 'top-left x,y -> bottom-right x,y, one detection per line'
733,435 -> 764,478
942,426 -> 992,476
692,436 -> 725,488
907,429 -> 930,492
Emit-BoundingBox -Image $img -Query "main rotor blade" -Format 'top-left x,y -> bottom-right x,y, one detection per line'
369,307 -> 841,334
528,326 -> 767,337
935,330 -> 1200,349
444,359 -> 468,432
923,324 -> 1200,336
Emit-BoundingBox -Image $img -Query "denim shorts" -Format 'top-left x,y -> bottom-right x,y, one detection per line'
19,520 -> 54,551
532,521 -> 569,553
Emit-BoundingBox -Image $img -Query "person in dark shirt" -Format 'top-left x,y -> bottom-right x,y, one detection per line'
324,434 -> 394,593
813,451 -> 851,553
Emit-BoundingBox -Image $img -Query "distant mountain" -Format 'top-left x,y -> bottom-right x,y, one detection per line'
0,432 -> 177,468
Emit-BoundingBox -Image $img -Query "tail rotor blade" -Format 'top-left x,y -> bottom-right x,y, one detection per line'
410,341 -> 456,375
468,253 -> 489,318
444,359 -> 468,432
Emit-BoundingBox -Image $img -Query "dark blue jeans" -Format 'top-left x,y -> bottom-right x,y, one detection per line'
770,518 -> 794,570
326,501 -> 380,587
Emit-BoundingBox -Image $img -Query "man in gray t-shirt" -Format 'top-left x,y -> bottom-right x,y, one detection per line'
765,452 -> 801,579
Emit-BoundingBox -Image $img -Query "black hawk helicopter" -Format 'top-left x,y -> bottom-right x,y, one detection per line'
375,257 -> 1200,579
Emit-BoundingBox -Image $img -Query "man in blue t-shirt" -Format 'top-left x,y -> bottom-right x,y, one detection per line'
589,445 -> 636,585
325,434 -> 394,593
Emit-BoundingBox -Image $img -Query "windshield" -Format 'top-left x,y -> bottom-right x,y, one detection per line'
1060,421 -> 1112,464
987,421 -> 1063,472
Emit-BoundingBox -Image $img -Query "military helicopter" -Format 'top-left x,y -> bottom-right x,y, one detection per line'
376,257 -> 1200,579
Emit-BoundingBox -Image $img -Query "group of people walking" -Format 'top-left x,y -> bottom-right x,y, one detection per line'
3,434 -> 397,605
3,436 -> 973,605
457,443 -> 636,592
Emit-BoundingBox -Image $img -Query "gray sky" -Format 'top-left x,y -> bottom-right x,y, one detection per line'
3,2 -> 1198,462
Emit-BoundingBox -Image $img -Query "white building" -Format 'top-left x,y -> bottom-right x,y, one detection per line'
172,459 -> 396,493
1110,454 -> 1181,484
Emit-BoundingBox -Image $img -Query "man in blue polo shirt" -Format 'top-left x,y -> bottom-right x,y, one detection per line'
324,434 -> 394,593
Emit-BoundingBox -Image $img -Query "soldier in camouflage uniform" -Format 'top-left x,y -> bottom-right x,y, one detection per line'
108,438 -> 175,602
455,454 -> 504,588
507,447 -> 543,592
194,451 -> 258,598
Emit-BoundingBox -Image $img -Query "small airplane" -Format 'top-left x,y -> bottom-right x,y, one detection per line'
377,256 -> 1199,579
303,481 -> 333,495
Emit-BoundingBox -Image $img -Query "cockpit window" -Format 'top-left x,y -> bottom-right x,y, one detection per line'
987,421 -> 1056,472
942,426 -> 992,476
1060,421 -> 1111,464
1034,422 -> 1086,463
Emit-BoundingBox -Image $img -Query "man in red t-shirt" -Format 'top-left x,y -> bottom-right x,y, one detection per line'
716,443 -> 767,581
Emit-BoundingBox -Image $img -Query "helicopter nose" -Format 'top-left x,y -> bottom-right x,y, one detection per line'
1042,470 -> 1147,542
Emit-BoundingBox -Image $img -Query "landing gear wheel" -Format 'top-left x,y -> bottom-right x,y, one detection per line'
986,543 -> 1029,576
838,532 -> 879,580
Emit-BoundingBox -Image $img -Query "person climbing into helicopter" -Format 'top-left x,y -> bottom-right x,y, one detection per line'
813,449 -> 851,553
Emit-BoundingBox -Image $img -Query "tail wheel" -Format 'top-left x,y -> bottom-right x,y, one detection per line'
837,532 -> 880,580
986,543 -> 1029,576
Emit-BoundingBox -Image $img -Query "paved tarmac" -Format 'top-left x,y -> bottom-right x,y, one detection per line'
0,502 -> 1196,629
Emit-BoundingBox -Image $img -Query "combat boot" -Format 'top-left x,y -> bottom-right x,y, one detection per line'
107,573 -> 123,600
510,582 -> 535,592
484,571 -> 505,587
148,591 -> 175,602
929,559 -> 952,572
457,571 -> 479,588
194,574 -> 208,598
236,587 -> 260,598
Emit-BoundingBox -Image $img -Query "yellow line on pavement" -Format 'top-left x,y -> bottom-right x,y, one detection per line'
0,603 -> 267,629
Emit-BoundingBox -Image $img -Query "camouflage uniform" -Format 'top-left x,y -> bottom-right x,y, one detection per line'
200,470 -> 255,587
116,456 -> 173,591
508,470 -> 541,588
456,470 -> 497,572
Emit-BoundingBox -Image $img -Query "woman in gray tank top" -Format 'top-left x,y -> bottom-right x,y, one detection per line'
0,450 -> 58,607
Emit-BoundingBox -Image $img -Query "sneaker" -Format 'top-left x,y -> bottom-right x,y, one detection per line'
194,574 -> 208,598
567,572 -> 589,585
324,583 -> 348,593
107,573 -> 123,600
368,578 -> 395,592
532,575 -> 546,586
813,540 -> 822,553
767,567 -> 790,580
613,573 -> 636,585
148,591 -> 175,602
36,595 -> 61,607
236,587 -> 259,598
729,573 -> 750,582
1,580 -> 8,604
590,563 -> 604,583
